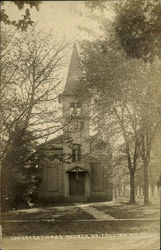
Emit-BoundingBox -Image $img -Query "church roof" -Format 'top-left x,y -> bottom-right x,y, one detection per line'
37,134 -> 73,150
62,43 -> 82,96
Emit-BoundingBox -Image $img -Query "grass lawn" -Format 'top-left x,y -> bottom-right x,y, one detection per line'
54,207 -> 94,220
92,202 -> 160,219
2,220 -> 159,236
2,206 -> 94,221
2,201 -> 160,236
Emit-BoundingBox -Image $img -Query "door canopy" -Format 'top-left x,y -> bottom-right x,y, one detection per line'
66,166 -> 88,174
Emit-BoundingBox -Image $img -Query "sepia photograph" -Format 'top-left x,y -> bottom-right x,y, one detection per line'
0,0 -> 161,249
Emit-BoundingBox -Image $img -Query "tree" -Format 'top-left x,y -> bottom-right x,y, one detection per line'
149,125 -> 161,197
84,0 -> 161,61
139,59 -> 161,204
1,27 -> 70,160
2,124 -> 41,209
1,27 -> 71,208
1,1 -> 41,31
113,0 -> 161,205
112,145 -> 129,199
84,0 -> 107,12
79,39 -> 153,203
114,0 -> 161,62
83,0 -> 161,205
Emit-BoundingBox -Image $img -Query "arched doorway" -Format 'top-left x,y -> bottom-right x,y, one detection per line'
66,166 -> 88,202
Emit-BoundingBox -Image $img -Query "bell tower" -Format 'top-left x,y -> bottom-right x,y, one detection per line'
59,44 -> 90,144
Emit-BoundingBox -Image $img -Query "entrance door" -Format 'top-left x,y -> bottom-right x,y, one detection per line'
69,172 -> 85,202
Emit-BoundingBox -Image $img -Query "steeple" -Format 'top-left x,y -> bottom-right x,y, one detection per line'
59,43 -> 90,139
62,43 -> 82,95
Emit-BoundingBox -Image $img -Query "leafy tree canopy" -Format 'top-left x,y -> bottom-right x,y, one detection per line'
114,0 -> 161,61
84,0 -> 161,62
2,123 -> 41,209
1,1 -> 41,31
84,0 -> 107,12
79,38 -> 159,203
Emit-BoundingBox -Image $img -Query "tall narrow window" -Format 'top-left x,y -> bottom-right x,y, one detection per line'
70,102 -> 81,117
80,121 -> 84,130
77,146 -> 81,161
72,144 -> 81,162
72,149 -> 76,162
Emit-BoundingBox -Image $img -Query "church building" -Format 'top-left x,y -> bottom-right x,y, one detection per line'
37,44 -> 112,202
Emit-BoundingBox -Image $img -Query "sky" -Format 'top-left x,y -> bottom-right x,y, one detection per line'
4,1 -> 116,85
4,1 -> 115,41
3,1 -> 116,141
4,1 -> 116,90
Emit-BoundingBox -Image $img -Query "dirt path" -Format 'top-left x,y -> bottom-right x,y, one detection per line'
77,204 -> 116,220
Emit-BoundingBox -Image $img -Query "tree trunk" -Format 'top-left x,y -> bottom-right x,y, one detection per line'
113,187 -> 117,201
117,186 -> 121,197
113,176 -> 117,201
151,184 -> 154,197
157,177 -> 161,197
157,184 -> 160,197
139,186 -> 141,196
114,186 -> 117,199
135,185 -> 138,196
143,162 -> 150,205
129,169 -> 136,203
123,185 -> 126,196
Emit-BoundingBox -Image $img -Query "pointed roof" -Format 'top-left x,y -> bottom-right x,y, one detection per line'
62,44 -> 82,95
